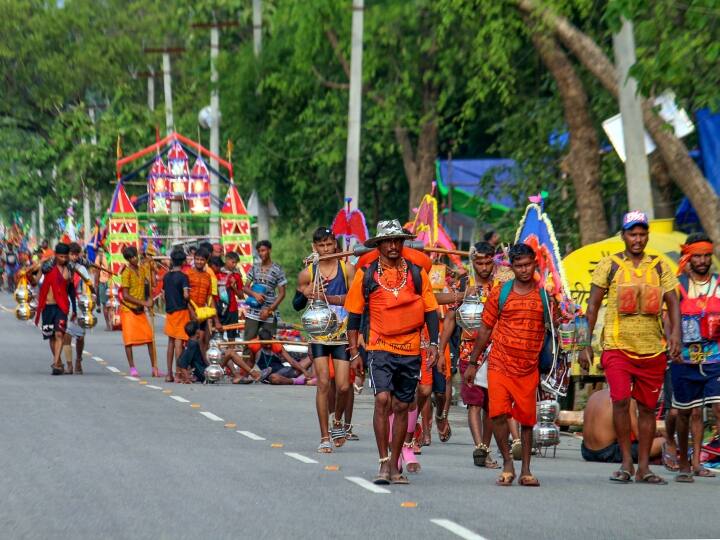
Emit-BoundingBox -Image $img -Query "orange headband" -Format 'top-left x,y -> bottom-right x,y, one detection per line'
677,241 -> 714,275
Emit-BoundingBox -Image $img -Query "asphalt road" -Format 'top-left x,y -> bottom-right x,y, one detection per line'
0,289 -> 717,540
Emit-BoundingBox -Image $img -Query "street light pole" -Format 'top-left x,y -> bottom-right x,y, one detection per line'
344,0 -> 364,213
613,18 -> 653,218
209,25 -> 220,238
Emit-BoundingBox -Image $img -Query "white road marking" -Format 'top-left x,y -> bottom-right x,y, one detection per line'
83,351 -> 91,356
92,356 -> 104,362
125,376 -> 140,382
284,452 -> 318,464
199,411 -> 224,422
169,395 -> 190,403
106,366 -> 120,373
145,385 -> 163,390
236,430 -> 265,441
345,476 -> 391,494
430,519 -> 488,540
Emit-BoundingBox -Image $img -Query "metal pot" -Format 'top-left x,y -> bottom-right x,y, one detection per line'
15,302 -> 34,321
78,294 -> 94,312
301,300 -> 338,338
78,311 -> 98,329
107,297 -> 120,310
533,422 -> 560,447
536,400 -> 560,423
206,345 -> 223,364
14,285 -> 32,304
204,363 -> 225,382
455,294 -> 485,331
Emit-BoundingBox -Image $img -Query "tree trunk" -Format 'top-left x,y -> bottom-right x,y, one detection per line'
395,118 -> 438,219
530,29 -> 608,244
517,0 -> 720,256
649,153 -> 675,219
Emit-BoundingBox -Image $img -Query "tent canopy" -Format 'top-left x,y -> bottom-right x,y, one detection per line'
436,158 -> 517,220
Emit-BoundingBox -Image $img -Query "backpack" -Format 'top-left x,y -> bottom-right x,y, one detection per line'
497,280 -> 556,374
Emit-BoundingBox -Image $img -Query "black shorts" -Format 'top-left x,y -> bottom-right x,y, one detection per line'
432,365 -> 446,394
581,441 -> 639,463
243,317 -> 276,340
310,343 -> 348,361
222,311 -> 239,340
41,305 -> 68,340
367,350 -> 421,403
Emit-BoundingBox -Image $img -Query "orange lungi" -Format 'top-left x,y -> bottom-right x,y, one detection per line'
120,309 -> 154,346
164,309 -> 190,340
488,368 -> 539,426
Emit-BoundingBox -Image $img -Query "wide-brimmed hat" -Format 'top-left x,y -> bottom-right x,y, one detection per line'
364,219 -> 416,248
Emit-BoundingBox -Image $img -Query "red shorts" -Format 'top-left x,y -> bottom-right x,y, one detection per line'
459,361 -> 487,409
488,368 -> 538,426
601,349 -> 667,409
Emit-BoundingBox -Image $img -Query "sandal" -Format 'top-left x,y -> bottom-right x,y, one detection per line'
74,361 -> 83,374
636,472 -> 667,485
473,444 -> 489,467
675,471 -> 694,483
412,424 -> 423,454
330,421 -> 347,448
609,468 -> 633,483
344,424 -> 359,441
693,467 -> 716,478
511,439 -> 522,461
662,442 -> 680,472
390,473 -> 410,485
436,411 -> 452,443
317,437 -> 333,454
374,457 -> 390,485
402,443 -> 421,473
64,363 -> 73,375
484,451 -> 501,469
129,367 -> 139,377
165,374 -> 175,383
519,474 -> 540,487
51,365 -> 64,376
496,471 -> 515,486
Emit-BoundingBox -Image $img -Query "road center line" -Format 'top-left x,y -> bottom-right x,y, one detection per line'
169,395 -> 190,403
430,519 -> 488,540
199,411 -> 224,422
106,366 -> 120,373
92,356 -> 104,362
284,452 -> 318,464
345,476 -> 391,494
125,376 -> 140,382
236,430 -> 265,441
145,385 -> 163,390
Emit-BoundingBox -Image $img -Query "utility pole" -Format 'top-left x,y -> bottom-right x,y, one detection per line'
613,18 -> 653,218
145,47 -> 185,241
344,0 -> 364,213
192,22 -> 239,239
252,0 -> 271,242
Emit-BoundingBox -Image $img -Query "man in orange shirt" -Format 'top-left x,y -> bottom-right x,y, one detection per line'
346,220 -> 439,485
465,243 -> 548,487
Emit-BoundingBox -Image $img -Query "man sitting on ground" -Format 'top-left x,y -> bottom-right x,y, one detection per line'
582,389 -> 663,463
176,321 -> 207,383
242,328 -> 313,385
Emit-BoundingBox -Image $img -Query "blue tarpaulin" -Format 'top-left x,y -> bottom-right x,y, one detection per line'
435,158 -> 517,213
676,108 -> 720,228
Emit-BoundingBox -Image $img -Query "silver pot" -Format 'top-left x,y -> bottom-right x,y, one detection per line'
533,422 -> 560,447
536,400 -> 560,423
15,302 -> 34,321
204,363 -> 225,382
206,345 -> 223,364
78,311 -> 98,329
78,294 -> 94,312
301,300 -> 338,338
14,285 -> 32,303
455,294 -> 485,331
107,297 -> 120,310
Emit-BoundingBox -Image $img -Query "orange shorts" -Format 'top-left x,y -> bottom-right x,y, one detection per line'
164,309 -> 190,341
488,368 -> 539,426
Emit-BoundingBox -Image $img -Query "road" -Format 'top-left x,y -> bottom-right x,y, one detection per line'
0,289 -> 717,540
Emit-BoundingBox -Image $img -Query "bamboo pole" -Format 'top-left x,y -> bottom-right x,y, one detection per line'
217,340 -> 309,348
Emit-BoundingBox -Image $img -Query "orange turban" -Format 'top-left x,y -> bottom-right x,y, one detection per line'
677,241 -> 713,276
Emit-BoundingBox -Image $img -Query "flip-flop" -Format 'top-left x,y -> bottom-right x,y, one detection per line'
662,442 -> 680,472
51,366 -> 64,376
637,472 -> 668,485
390,474 -> 410,485
519,474 -> 540,487
496,471 -> 515,486
317,438 -> 333,454
675,471 -> 694,483
373,472 -> 390,485
693,468 -> 716,478
609,468 -> 633,483
473,444 -> 489,467
129,367 -> 139,377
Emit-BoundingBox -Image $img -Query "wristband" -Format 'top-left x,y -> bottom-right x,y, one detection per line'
429,342 -> 439,348
349,353 -> 361,362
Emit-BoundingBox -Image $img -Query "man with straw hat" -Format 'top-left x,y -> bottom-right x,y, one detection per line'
345,219 -> 439,485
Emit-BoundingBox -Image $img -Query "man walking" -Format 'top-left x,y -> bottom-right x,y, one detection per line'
580,211 -> 681,485
243,240 -> 287,340
465,243 -> 550,486
345,220 -> 439,485
672,233 -> 720,482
